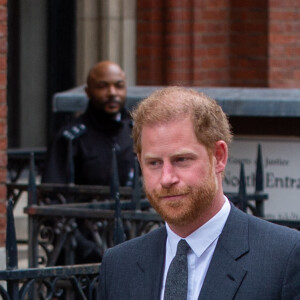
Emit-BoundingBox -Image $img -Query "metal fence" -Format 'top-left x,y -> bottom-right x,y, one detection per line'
0,197 -> 100,299
1,145 -> 299,299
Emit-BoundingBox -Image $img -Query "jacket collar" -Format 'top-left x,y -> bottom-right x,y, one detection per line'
131,226 -> 167,300
84,102 -> 131,132
199,204 -> 249,299
129,204 -> 250,300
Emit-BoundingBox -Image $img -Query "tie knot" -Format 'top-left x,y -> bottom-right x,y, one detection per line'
176,239 -> 190,255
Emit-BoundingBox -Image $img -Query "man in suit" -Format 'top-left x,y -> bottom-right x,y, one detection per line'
99,87 -> 300,299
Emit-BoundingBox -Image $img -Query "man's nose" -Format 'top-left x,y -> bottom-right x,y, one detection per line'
108,85 -> 117,95
160,163 -> 179,188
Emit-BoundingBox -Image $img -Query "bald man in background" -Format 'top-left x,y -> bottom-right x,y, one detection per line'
43,61 -> 134,187
42,61 -> 135,263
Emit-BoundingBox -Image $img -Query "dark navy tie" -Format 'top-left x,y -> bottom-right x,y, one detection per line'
164,239 -> 190,300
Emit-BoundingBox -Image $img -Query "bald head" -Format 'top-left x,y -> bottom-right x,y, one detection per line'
85,61 -> 127,115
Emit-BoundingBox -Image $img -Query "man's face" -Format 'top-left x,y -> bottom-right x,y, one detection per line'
85,64 -> 127,115
138,117 -> 219,232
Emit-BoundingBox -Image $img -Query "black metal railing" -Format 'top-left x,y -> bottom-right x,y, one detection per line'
0,198 -> 100,300
6,146 -> 269,268
1,144 -> 299,299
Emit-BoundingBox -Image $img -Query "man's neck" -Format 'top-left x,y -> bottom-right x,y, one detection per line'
168,195 -> 226,238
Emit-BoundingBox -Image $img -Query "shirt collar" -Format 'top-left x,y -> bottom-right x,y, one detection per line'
166,196 -> 231,257
115,112 -> 121,121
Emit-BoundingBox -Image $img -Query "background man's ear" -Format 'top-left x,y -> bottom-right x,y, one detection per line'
214,140 -> 228,174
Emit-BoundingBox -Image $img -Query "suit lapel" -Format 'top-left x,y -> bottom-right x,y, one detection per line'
199,204 -> 249,300
131,227 -> 167,300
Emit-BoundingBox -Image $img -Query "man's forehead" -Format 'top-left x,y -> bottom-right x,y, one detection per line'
89,72 -> 126,85
92,69 -> 124,78
96,78 -> 125,83
88,63 -> 125,81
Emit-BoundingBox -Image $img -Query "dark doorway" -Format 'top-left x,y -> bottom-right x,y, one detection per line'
47,0 -> 77,142
7,0 -> 77,148
7,0 -> 20,147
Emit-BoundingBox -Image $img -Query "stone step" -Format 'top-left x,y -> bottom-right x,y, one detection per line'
15,214 -> 29,269
17,244 -> 28,269
15,215 -> 28,241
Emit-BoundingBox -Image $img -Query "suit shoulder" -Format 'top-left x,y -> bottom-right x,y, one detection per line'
245,212 -> 300,249
231,204 -> 300,239
225,205 -> 300,258
103,226 -> 166,260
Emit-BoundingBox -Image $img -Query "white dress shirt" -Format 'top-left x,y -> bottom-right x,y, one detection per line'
160,197 -> 231,300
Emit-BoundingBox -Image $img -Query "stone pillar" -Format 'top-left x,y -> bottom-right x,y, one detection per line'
76,0 -> 101,85
76,0 -> 136,85
19,0 -> 47,147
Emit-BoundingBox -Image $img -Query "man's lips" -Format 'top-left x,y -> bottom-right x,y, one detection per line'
159,193 -> 188,201
106,101 -> 120,106
106,103 -> 120,109
104,98 -> 122,105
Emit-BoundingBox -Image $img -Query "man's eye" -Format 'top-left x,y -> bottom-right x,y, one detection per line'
147,160 -> 161,167
96,83 -> 107,89
176,157 -> 188,162
174,157 -> 192,165
116,83 -> 125,89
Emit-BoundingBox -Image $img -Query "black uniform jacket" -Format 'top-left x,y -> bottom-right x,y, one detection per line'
42,102 -> 134,186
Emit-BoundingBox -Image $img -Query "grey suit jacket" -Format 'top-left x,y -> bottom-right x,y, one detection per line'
99,204 -> 300,299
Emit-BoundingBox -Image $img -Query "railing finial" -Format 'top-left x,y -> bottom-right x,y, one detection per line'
28,152 -> 37,205
132,157 -> 141,211
238,162 -> 247,212
6,197 -> 18,270
111,147 -> 125,245
255,144 -> 264,193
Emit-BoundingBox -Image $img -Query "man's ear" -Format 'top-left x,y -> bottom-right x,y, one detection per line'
214,140 -> 228,174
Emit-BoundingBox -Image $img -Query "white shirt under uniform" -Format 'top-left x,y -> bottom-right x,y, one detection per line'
160,197 -> 231,300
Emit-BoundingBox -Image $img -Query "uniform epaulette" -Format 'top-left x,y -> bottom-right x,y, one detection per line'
62,124 -> 87,140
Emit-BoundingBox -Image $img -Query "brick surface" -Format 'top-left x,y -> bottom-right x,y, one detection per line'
0,169 -> 6,183
0,216 -> 6,229
0,232 -> 6,247
0,1 -> 6,247
0,201 -> 5,214
0,8 -> 6,21
0,151 -> 7,166
0,136 -> 7,149
136,0 -> 300,87
269,0 -> 300,87
0,102 -> 7,117
0,182 -> 6,195
137,0 -> 231,86
0,118 -> 6,134
0,89 -> 6,103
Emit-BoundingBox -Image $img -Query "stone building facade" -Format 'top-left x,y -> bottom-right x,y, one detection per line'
2,0 -> 300,264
